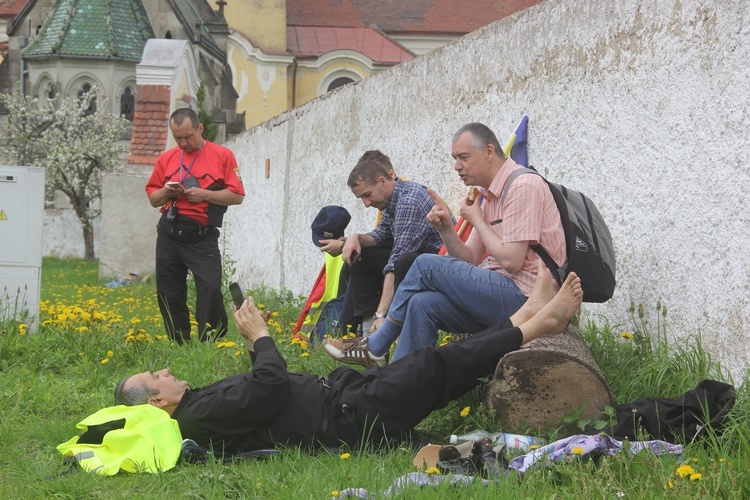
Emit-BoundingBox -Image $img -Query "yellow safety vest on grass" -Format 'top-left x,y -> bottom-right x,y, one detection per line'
57,404 -> 182,475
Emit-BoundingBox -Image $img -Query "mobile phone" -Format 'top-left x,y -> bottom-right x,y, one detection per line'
166,181 -> 182,188
229,282 -> 245,308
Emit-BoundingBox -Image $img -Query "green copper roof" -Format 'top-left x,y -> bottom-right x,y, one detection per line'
23,0 -> 155,61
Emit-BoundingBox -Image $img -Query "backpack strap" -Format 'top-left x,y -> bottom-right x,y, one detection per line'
499,167 -> 564,287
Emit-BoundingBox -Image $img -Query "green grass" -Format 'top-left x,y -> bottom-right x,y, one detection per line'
0,258 -> 748,498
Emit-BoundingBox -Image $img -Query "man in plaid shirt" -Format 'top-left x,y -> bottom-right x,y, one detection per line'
318,151 -> 447,345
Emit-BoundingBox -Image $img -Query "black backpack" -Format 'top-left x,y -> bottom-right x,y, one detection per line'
591,380 -> 736,443
501,167 -> 616,303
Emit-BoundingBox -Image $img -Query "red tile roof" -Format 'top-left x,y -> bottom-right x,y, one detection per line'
287,26 -> 413,63
287,0 -> 546,34
0,0 -> 27,17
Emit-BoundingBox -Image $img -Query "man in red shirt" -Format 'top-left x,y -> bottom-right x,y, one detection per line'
145,108 -> 244,343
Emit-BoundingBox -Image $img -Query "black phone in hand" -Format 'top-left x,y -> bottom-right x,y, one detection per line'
229,282 -> 245,308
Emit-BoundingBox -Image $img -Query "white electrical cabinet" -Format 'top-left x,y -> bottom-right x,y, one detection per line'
0,166 -> 45,332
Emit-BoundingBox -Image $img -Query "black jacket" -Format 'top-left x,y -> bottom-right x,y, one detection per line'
172,337 -> 357,453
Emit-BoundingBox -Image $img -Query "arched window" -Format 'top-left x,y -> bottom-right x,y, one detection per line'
77,82 -> 97,116
120,86 -> 135,121
44,81 -> 56,100
327,77 -> 354,92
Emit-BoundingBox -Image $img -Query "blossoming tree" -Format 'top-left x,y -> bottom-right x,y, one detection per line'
0,85 -> 128,259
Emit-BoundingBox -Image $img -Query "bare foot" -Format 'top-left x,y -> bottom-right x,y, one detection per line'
538,272 -> 583,334
510,261 -> 555,326
518,272 -> 583,343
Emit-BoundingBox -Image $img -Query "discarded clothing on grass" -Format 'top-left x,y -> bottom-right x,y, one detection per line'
337,472 -> 488,499
336,433 -> 683,497
586,379 -> 735,443
509,432 -> 683,474
57,404 -> 182,475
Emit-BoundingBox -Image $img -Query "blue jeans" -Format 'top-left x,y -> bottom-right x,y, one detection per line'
386,254 -> 527,361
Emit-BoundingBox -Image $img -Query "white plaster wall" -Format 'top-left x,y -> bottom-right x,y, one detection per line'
43,209 -> 100,258
224,0 -> 750,381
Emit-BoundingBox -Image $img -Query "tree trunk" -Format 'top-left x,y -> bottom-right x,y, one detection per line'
83,223 -> 95,260
484,324 -> 614,434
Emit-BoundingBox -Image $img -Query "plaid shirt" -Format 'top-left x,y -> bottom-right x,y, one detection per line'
368,179 -> 447,274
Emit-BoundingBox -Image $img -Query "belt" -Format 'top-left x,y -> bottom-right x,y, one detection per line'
161,213 -> 213,235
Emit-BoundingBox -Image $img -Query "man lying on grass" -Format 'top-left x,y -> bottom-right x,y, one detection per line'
114,263 -> 582,455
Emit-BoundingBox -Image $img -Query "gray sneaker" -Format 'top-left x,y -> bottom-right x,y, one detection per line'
323,337 -> 387,369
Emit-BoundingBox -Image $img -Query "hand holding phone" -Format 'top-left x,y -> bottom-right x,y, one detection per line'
166,181 -> 182,189
229,282 -> 245,308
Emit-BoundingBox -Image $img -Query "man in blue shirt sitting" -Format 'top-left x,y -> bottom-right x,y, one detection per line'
318,151 -> 448,363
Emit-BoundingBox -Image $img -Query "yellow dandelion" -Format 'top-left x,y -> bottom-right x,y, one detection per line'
331,491 -> 340,498
272,311 -> 279,317
690,473 -> 701,481
107,350 -> 114,357
235,350 -> 243,356
530,444 -> 539,450
101,358 -> 109,364
340,452 -> 350,459
424,467 -> 440,475
301,352 -> 309,358
257,303 -> 265,309
676,465 -> 695,478
667,481 -> 674,489
19,324 -> 28,335
77,326 -> 89,332
692,457 -> 698,463
460,406 -> 470,417
571,447 -> 585,455
620,331 -> 633,339
299,340 -> 309,350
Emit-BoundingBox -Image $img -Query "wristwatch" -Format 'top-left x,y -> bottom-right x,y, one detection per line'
374,312 -> 387,319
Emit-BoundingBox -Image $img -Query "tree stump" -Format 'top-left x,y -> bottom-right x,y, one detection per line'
484,324 -> 613,434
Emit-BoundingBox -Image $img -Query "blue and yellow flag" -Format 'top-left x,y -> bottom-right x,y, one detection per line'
503,115 -> 529,167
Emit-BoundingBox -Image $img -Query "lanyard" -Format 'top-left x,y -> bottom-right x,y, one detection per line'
179,141 -> 205,183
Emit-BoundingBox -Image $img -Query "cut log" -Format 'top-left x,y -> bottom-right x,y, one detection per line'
484,325 -> 614,434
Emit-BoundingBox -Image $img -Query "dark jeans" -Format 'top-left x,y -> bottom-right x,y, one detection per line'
340,248 -> 420,334
155,218 -> 227,343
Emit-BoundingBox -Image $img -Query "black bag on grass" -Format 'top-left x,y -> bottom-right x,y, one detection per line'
593,379 -> 736,443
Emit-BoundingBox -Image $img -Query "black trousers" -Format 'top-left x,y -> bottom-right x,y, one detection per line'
336,318 -> 521,445
155,220 -> 227,343
341,248 -> 420,333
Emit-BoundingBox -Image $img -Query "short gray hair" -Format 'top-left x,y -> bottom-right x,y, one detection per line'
451,122 -> 505,158
114,376 -> 159,406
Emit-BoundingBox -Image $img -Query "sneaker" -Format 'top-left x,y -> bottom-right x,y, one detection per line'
323,337 -> 388,369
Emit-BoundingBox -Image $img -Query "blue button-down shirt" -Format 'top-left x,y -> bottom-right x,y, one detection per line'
367,179 -> 449,274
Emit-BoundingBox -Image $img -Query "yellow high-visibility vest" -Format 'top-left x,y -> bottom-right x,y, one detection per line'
57,404 -> 182,475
